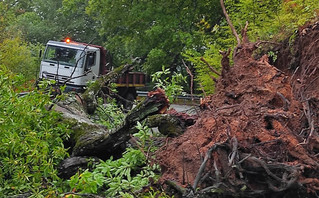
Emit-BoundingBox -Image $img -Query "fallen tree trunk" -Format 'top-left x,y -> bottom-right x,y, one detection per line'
142,114 -> 186,137
57,88 -> 170,177
61,88 -> 169,159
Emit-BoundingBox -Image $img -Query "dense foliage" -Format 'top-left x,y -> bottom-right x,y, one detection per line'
92,98 -> 125,129
3,0 -> 318,93
84,0 -> 223,71
68,148 -> 158,197
0,2 -> 42,83
67,122 -> 164,197
0,38 -> 40,83
0,68 -> 70,196
3,0 -> 101,44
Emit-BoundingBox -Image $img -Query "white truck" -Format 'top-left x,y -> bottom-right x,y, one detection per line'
39,39 -> 146,106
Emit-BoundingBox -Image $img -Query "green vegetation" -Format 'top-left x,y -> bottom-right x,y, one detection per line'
0,38 -> 41,83
68,148 -> 158,197
84,0 -> 222,70
92,98 -> 125,129
0,68 -> 70,196
2,0 -> 318,92
151,66 -> 187,102
0,0 -> 319,197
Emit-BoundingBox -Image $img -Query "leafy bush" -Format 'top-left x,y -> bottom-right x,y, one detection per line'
0,37 -> 42,83
68,148 -> 159,196
151,66 -> 187,102
0,67 -> 70,196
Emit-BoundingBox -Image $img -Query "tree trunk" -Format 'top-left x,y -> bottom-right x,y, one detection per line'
59,88 -> 169,159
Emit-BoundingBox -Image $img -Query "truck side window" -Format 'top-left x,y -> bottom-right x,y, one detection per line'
87,52 -> 96,67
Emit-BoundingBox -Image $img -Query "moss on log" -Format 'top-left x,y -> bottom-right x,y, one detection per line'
143,114 -> 185,137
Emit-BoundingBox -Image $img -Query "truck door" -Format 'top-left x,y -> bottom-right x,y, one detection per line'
83,50 -> 100,83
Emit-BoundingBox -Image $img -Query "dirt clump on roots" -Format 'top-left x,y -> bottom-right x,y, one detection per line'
156,22 -> 319,197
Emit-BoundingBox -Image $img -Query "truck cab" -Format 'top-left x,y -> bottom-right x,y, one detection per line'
39,40 -> 102,92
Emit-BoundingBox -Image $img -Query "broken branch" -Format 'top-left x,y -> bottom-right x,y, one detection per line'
228,136 -> 238,166
200,57 -> 221,76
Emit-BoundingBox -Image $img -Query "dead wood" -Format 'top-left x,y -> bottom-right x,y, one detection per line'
192,143 -> 225,190
219,48 -> 231,73
182,59 -> 194,102
242,21 -> 249,44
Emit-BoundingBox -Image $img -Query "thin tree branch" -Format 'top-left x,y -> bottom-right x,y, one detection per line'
220,0 -> 241,46
200,57 -> 221,76
182,59 -> 194,101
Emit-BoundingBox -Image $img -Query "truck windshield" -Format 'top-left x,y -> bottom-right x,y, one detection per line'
43,45 -> 85,67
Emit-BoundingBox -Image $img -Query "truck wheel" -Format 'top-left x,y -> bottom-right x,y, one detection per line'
124,93 -> 135,110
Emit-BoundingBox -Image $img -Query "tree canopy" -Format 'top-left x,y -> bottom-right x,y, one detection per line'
84,0 -> 223,73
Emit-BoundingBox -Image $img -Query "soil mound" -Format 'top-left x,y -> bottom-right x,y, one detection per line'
156,22 -> 319,197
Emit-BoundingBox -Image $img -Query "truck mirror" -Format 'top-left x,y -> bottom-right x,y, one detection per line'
39,50 -> 42,58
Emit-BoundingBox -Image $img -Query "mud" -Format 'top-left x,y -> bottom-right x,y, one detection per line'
156,22 -> 319,197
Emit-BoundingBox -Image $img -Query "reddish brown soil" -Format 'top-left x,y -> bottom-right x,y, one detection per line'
156,22 -> 319,197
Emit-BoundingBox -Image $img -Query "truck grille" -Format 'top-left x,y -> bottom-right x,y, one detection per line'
42,72 -> 74,84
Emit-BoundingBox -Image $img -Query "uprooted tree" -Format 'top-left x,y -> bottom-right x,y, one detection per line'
155,10 -> 319,198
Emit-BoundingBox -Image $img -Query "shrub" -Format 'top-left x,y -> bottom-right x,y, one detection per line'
0,67 -> 69,196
